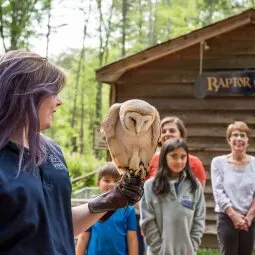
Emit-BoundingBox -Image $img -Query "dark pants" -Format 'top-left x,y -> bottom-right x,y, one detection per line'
216,212 -> 255,255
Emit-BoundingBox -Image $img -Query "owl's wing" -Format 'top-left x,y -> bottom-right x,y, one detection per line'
101,103 -> 128,174
151,108 -> 161,149
101,103 -> 121,139
140,108 -> 160,172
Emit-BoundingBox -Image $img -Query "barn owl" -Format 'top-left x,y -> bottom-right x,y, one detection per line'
101,99 -> 160,180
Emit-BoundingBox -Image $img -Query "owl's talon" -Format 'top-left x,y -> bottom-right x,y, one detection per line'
130,163 -> 147,180
119,164 -> 147,180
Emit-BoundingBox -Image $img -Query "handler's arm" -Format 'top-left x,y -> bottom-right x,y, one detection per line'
72,204 -> 105,237
72,174 -> 144,236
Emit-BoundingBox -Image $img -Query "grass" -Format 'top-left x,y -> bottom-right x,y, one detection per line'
197,249 -> 220,255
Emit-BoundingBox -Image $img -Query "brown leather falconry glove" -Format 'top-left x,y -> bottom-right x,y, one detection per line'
88,173 -> 144,222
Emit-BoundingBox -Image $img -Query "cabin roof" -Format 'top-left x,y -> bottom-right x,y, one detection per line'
96,8 -> 255,84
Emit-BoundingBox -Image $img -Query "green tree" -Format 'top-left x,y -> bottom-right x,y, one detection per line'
0,0 -> 51,51
95,0 -> 114,153
70,2 -> 92,153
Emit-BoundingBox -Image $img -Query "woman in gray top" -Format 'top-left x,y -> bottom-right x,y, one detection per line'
211,121 -> 255,255
140,139 -> 205,255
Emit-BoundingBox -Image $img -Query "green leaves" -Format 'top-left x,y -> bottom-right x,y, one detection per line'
0,0 -> 52,51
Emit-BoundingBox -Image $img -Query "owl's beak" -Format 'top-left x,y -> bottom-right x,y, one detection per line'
136,122 -> 143,134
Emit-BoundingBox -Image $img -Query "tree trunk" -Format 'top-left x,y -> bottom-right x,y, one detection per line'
79,76 -> 85,154
95,0 -> 114,158
138,0 -> 143,46
0,3 -> 7,52
45,0 -> 52,58
148,0 -> 158,45
121,0 -> 128,57
71,1 -> 92,153
95,0 -> 114,121
95,0 -> 103,123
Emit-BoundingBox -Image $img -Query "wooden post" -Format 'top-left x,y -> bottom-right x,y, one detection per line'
200,41 -> 204,74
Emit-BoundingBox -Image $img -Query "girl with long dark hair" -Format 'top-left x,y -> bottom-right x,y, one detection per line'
0,50 -> 143,254
140,139 -> 205,255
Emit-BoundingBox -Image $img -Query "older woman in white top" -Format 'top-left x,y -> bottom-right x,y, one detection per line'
211,121 -> 255,255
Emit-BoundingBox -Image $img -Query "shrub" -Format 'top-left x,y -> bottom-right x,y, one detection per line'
63,150 -> 105,192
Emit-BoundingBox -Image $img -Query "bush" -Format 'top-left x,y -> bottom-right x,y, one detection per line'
63,150 -> 106,192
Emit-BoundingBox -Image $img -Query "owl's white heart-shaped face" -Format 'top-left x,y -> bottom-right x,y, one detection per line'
123,111 -> 154,134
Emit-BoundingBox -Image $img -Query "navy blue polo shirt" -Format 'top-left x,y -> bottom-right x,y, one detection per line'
0,141 -> 75,255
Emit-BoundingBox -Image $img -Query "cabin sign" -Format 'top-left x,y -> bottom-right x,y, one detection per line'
194,71 -> 255,98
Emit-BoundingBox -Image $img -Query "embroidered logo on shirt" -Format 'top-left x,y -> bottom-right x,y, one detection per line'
48,154 -> 66,170
181,195 -> 193,210
182,195 -> 191,200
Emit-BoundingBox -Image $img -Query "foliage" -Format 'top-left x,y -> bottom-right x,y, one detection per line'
46,48 -> 110,154
63,149 -> 105,191
45,47 -> 110,189
0,0 -> 51,51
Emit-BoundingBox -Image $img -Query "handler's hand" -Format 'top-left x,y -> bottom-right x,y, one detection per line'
88,173 -> 144,221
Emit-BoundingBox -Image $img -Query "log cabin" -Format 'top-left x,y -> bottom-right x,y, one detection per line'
96,8 -> 255,249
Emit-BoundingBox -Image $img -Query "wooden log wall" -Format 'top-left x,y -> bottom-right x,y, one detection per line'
111,23 -> 255,248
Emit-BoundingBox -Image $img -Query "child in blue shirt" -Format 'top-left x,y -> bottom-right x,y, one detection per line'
76,162 -> 138,255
